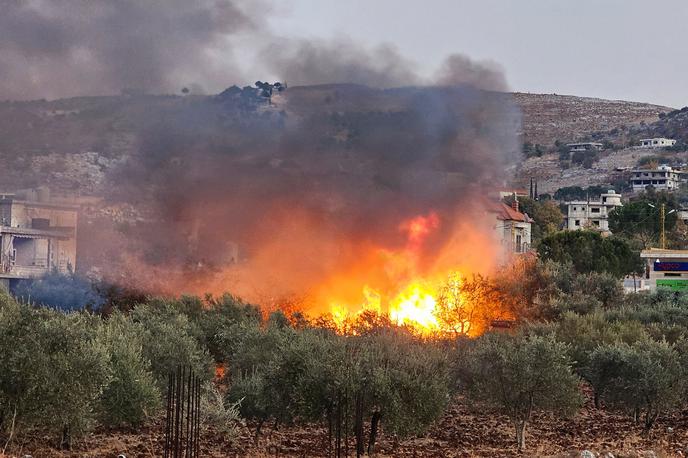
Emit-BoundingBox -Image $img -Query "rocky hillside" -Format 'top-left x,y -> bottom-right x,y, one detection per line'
0,87 -> 674,196
513,92 -> 672,146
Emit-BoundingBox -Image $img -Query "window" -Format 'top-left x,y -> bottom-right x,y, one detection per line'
591,207 -> 600,213
593,220 -> 600,226
575,220 -> 580,226
515,234 -> 522,252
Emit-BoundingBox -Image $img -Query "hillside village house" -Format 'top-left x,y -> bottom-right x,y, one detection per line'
488,199 -> 533,256
566,142 -> 604,152
638,138 -> 676,148
564,190 -> 623,234
0,188 -> 78,290
630,165 -> 682,193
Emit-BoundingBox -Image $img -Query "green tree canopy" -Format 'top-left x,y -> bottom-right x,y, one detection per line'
538,231 -> 643,278
464,333 -> 582,451
608,191 -> 680,248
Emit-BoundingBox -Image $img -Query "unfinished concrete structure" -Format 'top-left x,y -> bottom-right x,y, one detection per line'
0,188 -> 78,289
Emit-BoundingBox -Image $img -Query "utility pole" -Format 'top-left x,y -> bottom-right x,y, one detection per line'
648,202 -> 675,249
660,203 -> 666,249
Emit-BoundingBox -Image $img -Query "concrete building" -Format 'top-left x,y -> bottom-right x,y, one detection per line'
566,142 -> 604,152
639,138 -> 676,148
488,199 -> 533,255
0,188 -> 78,289
630,165 -> 682,193
564,190 -> 623,233
640,248 -> 688,291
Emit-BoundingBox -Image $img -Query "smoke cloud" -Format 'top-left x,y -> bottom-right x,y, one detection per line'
260,38 -> 420,88
2,1 -> 522,312
0,0 -> 259,100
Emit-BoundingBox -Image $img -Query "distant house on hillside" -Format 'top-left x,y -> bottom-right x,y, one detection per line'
638,138 -> 676,148
566,142 -> 604,152
488,199 -> 533,255
564,190 -> 622,234
630,165 -> 683,193
0,188 -> 78,290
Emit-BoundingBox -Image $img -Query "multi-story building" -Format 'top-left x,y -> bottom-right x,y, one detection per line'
564,190 -> 623,234
630,165 -> 682,193
638,138 -> 676,148
0,188 -> 78,289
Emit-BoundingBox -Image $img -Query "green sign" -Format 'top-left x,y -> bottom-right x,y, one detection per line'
657,279 -> 688,291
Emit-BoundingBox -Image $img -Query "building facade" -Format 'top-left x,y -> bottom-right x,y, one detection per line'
0,188 -> 78,289
640,249 -> 688,291
564,190 -> 623,233
630,165 -> 682,193
639,138 -> 676,148
489,200 -> 533,255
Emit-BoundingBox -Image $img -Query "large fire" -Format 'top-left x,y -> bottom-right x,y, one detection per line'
318,211 -> 497,337
144,203 -> 508,337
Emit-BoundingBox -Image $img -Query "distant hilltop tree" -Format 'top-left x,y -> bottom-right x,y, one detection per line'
216,81 -> 286,108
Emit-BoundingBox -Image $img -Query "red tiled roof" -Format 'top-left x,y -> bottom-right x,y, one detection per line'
486,201 -> 533,223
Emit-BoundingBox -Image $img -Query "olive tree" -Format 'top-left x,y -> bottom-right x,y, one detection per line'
97,313 -> 160,427
465,333 -> 582,451
588,340 -> 685,434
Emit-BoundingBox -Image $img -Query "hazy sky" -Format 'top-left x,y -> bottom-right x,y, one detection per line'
268,0 -> 688,108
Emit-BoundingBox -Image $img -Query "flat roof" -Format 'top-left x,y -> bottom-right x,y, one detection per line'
641,249 -> 688,259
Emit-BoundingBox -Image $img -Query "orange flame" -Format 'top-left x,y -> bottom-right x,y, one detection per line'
323,211 -> 494,337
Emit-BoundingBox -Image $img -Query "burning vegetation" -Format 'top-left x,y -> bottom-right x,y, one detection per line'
77,83 -> 522,331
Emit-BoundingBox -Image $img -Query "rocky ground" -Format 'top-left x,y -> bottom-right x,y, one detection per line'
516,147 -> 688,194
5,393 -> 688,458
513,93 -> 671,146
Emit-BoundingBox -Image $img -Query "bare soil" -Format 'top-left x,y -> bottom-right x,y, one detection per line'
4,392 -> 688,457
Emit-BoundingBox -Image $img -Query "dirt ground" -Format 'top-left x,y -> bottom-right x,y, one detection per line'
4,393 -> 688,458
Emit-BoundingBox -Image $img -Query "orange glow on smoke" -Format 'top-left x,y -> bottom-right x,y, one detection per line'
319,211 -> 498,336
139,203 -> 508,337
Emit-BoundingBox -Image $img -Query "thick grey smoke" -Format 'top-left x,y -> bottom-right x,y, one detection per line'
0,1 -> 522,303
435,54 -> 508,92
0,1 -> 512,99
260,38 -> 420,88
0,0 -> 258,100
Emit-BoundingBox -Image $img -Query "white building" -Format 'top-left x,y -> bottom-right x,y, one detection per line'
565,190 -> 623,233
0,188 -> 78,290
566,142 -> 604,152
630,165 -> 682,193
640,249 -> 688,291
488,200 -> 533,255
639,138 -> 676,148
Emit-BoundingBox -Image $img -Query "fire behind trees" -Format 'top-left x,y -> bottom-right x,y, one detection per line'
4,259 -> 688,455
